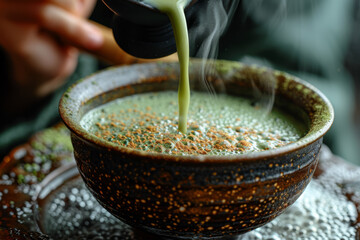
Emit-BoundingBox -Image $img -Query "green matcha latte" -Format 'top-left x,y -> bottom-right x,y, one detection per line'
80,91 -> 307,156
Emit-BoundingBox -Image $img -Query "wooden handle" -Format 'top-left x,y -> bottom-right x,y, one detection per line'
82,21 -> 178,65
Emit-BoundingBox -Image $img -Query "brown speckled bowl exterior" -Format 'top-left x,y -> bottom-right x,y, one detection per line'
59,60 -> 333,239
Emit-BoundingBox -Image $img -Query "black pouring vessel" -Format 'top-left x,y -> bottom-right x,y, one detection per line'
102,0 -> 234,59
102,0 -> 196,59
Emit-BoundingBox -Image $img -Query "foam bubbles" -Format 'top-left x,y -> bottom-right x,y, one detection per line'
80,91 -> 306,155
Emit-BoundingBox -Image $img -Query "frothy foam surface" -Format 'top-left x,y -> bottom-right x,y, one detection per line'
81,91 -> 306,155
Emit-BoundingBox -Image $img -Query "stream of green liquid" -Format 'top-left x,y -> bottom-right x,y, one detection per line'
144,0 -> 190,134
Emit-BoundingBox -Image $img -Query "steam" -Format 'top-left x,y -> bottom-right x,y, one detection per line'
241,57 -> 276,115
189,0 -> 240,97
250,67 -> 276,116
190,0 -> 276,115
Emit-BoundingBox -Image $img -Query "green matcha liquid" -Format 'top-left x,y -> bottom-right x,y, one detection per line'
144,0 -> 190,133
81,92 -> 307,156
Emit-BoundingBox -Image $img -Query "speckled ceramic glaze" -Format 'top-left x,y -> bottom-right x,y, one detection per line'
59,60 -> 333,239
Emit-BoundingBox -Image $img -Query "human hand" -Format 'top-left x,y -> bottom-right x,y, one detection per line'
0,0 -> 102,112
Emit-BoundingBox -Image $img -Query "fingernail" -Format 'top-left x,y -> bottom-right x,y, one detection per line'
85,24 -> 104,48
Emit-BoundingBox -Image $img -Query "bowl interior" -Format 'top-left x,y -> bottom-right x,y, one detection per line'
59,59 -> 333,161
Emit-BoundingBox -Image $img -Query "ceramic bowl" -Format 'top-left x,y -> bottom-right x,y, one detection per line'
59,60 -> 333,239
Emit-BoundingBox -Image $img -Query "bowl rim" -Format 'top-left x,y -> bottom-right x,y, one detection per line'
59,60 -> 334,164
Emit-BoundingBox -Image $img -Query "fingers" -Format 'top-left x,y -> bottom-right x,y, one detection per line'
40,5 -> 104,50
39,0 -> 96,17
1,0 -> 79,15
1,1 -> 103,50
45,0 -> 79,14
